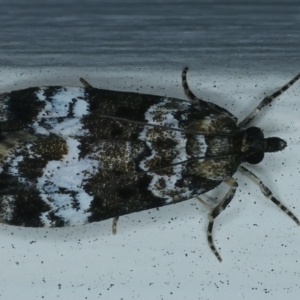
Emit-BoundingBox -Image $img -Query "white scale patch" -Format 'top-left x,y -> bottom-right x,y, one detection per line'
34,87 -> 89,136
32,87 -> 99,226
38,137 -> 98,226
139,98 -> 208,203
3,147 -> 34,175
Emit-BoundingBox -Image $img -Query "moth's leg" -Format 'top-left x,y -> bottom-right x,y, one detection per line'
204,177 -> 238,262
239,166 -> 300,225
79,77 -> 93,88
238,73 -> 300,128
112,216 -> 119,235
196,196 -> 213,210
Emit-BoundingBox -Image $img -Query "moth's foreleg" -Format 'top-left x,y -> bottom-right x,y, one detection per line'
239,166 -> 300,225
79,77 -> 93,88
112,216 -> 119,235
238,73 -> 300,128
204,177 -> 238,262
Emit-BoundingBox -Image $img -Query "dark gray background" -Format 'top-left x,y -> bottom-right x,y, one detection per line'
2,0 -> 300,73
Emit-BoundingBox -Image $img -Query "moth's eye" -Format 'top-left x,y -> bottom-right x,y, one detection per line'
245,152 -> 264,164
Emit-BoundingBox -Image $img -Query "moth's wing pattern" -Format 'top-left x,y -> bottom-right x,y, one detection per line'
0,85 -> 242,227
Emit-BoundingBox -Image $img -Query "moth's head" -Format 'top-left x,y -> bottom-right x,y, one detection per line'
242,126 -> 287,165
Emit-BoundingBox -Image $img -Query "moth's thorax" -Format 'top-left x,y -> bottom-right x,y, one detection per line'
187,115 -> 238,133
185,115 -> 242,157
186,133 -> 243,157
185,118 -> 243,181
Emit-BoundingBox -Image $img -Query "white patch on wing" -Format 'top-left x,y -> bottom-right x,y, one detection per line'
195,135 -> 208,158
33,87 -> 89,136
2,143 -> 34,182
46,117 -> 86,136
6,154 -> 24,175
73,99 -> 89,117
139,98 -> 207,203
36,87 -> 88,118
38,137 -> 98,226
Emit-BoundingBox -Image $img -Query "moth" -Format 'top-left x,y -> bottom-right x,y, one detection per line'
0,68 -> 299,262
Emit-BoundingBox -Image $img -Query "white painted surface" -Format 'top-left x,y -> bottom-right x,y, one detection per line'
1,67 -> 299,300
